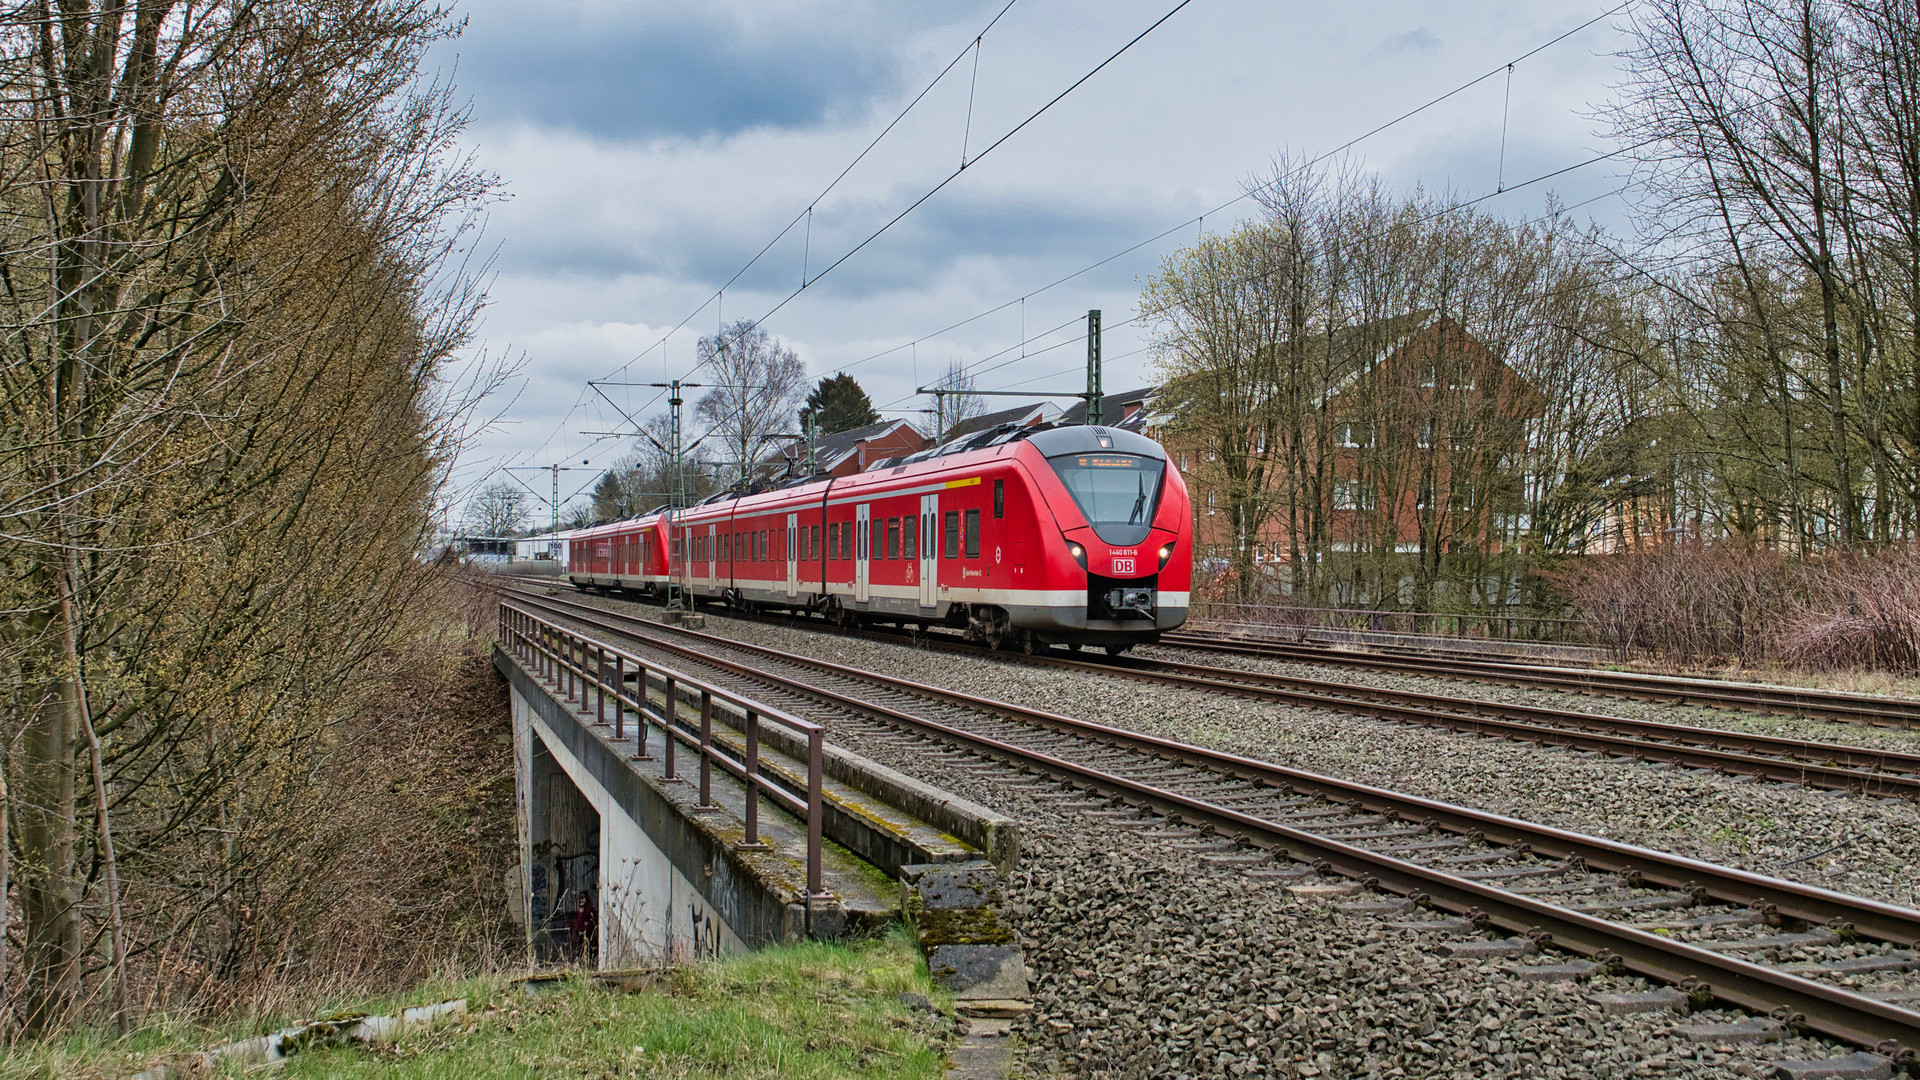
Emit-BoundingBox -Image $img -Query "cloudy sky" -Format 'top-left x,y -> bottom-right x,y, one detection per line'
433,0 -> 1638,522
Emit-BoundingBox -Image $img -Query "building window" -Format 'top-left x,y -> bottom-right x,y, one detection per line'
1333,481 -> 1376,511
993,479 -> 1004,518
943,511 -> 960,558
1335,422 -> 1372,448
1417,420 -> 1435,449
964,509 -> 981,558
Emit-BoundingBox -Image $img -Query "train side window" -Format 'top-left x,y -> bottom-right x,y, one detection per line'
828,522 -> 839,560
965,509 -> 981,558
904,516 -> 917,559
886,518 -> 899,559
994,479 -> 1004,518
943,511 -> 959,559
761,530 -> 768,562
871,520 -> 883,562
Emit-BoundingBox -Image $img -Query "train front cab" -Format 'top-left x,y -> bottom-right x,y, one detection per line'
1004,426 -> 1191,647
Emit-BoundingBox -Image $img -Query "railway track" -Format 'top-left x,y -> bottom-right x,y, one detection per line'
503,589 -> 1920,1063
1159,628 -> 1920,729
511,582 -> 1920,800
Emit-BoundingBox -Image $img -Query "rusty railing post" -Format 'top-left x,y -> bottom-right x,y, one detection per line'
613,653 -> 626,739
594,645 -> 607,725
806,728 -> 825,898
632,663 -> 652,760
663,676 -> 678,780
737,709 -> 768,849
694,691 -> 716,812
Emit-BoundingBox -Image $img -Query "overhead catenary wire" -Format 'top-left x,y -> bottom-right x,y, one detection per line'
877,155 -> 1649,420
504,1 -> 1635,498
524,0 -> 1192,478
504,0 -> 1026,470
828,1 -> 1634,383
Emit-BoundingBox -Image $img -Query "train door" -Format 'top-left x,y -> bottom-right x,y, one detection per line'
854,503 -> 871,603
706,523 -> 716,586
785,512 -> 799,598
918,493 -> 938,608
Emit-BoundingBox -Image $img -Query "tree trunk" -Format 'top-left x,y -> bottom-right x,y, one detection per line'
18,667 -> 80,1035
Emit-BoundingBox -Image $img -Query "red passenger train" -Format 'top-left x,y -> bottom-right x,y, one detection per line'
568,423 -> 1191,652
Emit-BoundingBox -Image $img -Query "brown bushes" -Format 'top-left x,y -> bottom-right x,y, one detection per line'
1548,543 -> 1920,672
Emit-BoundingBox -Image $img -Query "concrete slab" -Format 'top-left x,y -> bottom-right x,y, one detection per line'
1505,960 -> 1603,982
1699,929 -> 1839,953
1675,1018 -> 1782,1043
946,1033 -> 1013,1079
1770,1052 -> 1896,1079
1287,881 -> 1362,899
1436,936 -> 1537,959
1587,989 -> 1688,1015
928,944 -> 1030,1000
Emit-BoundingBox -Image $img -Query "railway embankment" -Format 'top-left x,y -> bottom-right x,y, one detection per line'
530,589 -> 1920,1076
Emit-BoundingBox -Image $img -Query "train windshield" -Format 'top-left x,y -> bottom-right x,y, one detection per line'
1047,452 -> 1165,545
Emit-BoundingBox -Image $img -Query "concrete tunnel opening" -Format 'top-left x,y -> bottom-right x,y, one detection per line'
527,733 -> 600,965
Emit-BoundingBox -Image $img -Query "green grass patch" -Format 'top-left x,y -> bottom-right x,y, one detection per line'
9,929 -> 950,1080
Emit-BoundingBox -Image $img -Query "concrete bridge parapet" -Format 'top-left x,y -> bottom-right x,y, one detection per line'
493,603 -> 1014,968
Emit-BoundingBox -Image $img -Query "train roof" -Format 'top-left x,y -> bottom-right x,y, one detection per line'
636,422 -> 1168,525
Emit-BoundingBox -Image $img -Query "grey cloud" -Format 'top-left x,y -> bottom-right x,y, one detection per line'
1380,28 -> 1442,53
440,3 -> 974,140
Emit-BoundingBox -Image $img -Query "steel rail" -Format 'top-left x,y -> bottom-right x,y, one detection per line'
504,588 -> 1920,940
503,588 -> 1920,1061
523,582 -> 1920,797
1062,653 -> 1920,797
1161,631 -> 1920,728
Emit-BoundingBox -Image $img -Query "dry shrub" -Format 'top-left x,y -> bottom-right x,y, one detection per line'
1776,546 -> 1920,672
1544,543 -> 1794,666
1547,543 -> 1920,673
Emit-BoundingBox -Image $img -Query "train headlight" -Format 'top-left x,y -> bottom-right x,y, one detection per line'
1157,542 -> 1174,569
1067,542 -> 1086,568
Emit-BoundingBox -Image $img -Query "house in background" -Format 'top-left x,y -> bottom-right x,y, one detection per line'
1160,314 -> 1549,605
759,418 -> 929,479
1056,387 -> 1159,432
941,401 -> 1058,442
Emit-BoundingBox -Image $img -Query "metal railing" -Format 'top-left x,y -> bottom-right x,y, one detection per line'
499,602 -> 832,901
1189,600 -> 1593,645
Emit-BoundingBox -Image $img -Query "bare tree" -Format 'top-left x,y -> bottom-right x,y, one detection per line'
0,0 -> 493,1033
464,482 -> 531,536
932,360 -> 987,439
695,320 -> 808,489
1609,0 -> 1893,547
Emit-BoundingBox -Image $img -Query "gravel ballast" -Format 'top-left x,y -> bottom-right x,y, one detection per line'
594,601 -> 1920,910
524,593 -> 1918,1077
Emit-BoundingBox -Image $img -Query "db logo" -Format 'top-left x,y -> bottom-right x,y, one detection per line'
1112,558 -> 1135,575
